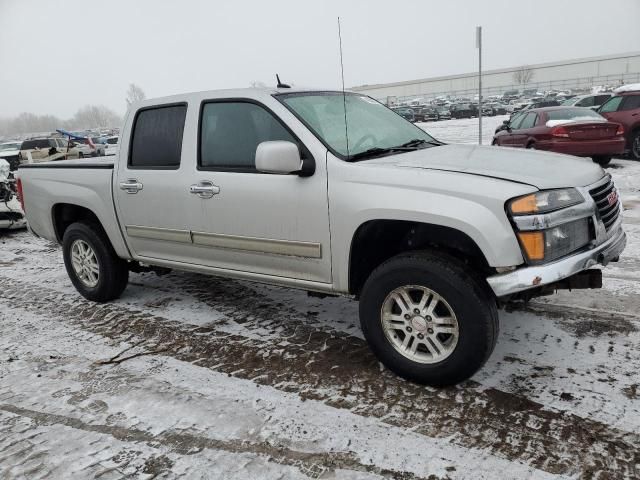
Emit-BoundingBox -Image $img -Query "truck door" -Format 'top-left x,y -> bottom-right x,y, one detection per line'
114,103 -> 199,262
184,99 -> 332,284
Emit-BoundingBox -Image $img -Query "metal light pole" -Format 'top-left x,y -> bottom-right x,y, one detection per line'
476,26 -> 482,145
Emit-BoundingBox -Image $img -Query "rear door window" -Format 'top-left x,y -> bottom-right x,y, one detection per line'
129,104 -> 187,169
620,95 -> 640,111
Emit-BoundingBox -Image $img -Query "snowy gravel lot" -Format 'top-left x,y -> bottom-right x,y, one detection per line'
1,116 -> 640,479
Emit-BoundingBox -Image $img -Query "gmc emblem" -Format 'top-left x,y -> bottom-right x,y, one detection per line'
607,190 -> 619,207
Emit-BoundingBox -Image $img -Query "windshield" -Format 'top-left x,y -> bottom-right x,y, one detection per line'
0,142 -> 21,151
278,92 -> 437,159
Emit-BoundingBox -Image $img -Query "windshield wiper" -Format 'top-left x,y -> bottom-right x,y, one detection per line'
349,139 -> 444,161
349,147 -> 406,161
400,138 -> 444,147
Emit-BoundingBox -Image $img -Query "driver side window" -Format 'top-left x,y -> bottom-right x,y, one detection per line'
599,96 -> 623,113
199,101 -> 297,172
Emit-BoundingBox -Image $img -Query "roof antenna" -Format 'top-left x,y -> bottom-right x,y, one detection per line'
338,17 -> 350,159
276,74 -> 290,89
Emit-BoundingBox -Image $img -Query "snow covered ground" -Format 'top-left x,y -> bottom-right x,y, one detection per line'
1,118 -> 640,479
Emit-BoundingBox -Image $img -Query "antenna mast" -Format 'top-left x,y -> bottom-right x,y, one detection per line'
338,17 -> 350,158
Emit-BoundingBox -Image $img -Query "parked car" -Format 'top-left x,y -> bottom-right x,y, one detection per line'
435,106 -> 451,120
563,93 -> 613,110
492,106 -> 625,166
482,103 -> 507,116
392,107 -> 415,122
0,141 -> 22,171
0,158 -> 26,230
449,103 -> 477,119
18,137 -> 79,164
502,89 -> 520,101
597,84 -> 640,160
74,137 -> 106,157
103,136 -> 119,156
420,107 -> 439,122
18,88 -> 626,386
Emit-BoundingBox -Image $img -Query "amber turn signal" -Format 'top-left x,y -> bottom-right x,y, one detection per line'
510,194 -> 538,214
517,232 -> 545,261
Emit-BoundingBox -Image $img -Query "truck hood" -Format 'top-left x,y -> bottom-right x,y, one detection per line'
365,144 -> 605,189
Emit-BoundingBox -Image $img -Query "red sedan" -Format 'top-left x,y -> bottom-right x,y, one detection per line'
492,106 -> 625,166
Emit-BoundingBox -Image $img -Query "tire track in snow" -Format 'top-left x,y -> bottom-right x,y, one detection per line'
2,274 -> 639,478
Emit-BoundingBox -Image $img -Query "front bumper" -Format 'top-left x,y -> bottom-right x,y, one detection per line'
487,225 -> 626,298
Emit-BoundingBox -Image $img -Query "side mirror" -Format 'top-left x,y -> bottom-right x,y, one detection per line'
502,120 -> 509,125
255,141 -> 304,175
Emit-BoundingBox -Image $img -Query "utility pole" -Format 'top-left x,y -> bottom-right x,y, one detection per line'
476,26 -> 482,145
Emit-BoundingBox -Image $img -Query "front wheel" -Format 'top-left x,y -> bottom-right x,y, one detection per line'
359,251 -> 498,386
62,222 -> 129,302
592,156 -> 612,166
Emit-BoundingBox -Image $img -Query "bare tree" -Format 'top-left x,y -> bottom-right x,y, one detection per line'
71,105 -> 122,129
513,66 -> 535,86
126,83 -> 146,107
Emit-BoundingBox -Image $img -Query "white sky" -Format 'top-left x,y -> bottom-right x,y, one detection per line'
1,0 -> 639,118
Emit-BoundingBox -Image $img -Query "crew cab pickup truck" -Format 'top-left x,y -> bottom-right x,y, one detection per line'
17,88 -> 627,386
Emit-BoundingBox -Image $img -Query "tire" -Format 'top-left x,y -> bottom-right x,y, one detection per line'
526,142 -> 536,149
359,251 -> 498,386
78,152 -> 84,158
630,130 -> 640,161
62,222 -> 129,302
592,156 -> 612,167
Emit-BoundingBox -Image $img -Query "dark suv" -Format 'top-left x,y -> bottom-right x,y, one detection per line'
598,87 -> 640,160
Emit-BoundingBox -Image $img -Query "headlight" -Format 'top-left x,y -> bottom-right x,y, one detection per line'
517,218 -> 591,264
509,188 -> 584,215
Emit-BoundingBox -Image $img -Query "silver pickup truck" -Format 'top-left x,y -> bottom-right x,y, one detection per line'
17,88 -> 626,386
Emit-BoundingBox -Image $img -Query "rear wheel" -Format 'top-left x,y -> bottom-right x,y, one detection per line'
78,152 -> 84,158
359,251 -> 498,386
592,156 -> 612,166
526,142 -> 536,149
62,222 -> 129,302
631,130 -> 640,161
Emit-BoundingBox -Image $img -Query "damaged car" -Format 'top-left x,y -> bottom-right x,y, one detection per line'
0,159 -> 26,230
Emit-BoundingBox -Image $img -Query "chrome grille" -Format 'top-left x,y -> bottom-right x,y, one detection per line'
589,176 -> 620,232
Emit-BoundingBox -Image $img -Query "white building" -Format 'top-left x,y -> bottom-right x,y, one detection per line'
352,51 -> 640,103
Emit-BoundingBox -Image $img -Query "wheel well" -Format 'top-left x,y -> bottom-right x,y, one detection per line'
348,220 -> 491,296
52,203 -> 102,242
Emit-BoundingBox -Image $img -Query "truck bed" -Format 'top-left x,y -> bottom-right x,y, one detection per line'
17,158 -> 130,259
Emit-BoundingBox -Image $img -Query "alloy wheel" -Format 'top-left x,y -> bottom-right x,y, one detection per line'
380,285 -> 459,364
70,239 -> 99,288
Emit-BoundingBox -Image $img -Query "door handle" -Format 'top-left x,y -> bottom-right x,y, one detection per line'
190,181 -> 220,199
119,179 -> 143,194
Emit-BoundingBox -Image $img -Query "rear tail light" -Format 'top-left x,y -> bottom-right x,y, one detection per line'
16,177 -> 25,212
550,126 -> 570,138
615,124 -> 625,136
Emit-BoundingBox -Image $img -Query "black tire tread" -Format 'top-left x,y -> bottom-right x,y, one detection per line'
359,250 -> 498,386
62,222 -> 128,302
